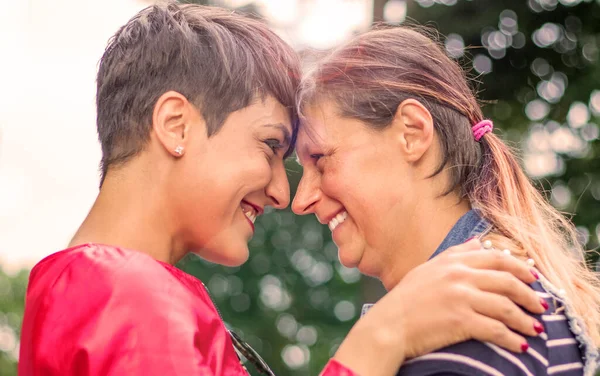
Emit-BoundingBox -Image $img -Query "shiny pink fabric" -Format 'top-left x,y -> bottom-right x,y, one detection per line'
19,243 -> 357,376
19,244 -> 247,375
321,359 -> 358,376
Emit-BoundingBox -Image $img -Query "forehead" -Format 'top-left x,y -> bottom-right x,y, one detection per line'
293,103 -> 341,166
295,99 -> 383,163
297,101 -> 343,145
244,96 -> 292,128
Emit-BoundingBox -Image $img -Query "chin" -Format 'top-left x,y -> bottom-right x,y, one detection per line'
339,244 -> 380,278
223,253 -> 250,267
337,244 -> 363,269
217,247 -> 250,267
355,261 -> 379,278
193,242 -> 250,267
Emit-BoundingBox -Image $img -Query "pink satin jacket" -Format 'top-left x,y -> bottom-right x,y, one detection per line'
19,244 -> 355,376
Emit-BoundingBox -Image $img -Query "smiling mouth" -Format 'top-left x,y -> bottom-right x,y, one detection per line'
243,209 -> 257,224
328,211 -> 348,231
241,200 -> 260,230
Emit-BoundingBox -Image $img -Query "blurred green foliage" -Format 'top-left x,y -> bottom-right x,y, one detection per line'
0,268 -> 28,376
403,0 -> 600,256
2,1 -> 599,375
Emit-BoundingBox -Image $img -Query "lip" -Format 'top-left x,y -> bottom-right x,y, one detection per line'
319,209 -> 347,226
241,200 -> 263,233
241,200 -> 264,216
244,215 -> 255,232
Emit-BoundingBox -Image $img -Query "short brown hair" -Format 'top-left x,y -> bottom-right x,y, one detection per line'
96,2 -> 300,183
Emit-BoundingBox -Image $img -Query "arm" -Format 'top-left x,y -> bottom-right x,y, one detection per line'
320,239 -> 546,376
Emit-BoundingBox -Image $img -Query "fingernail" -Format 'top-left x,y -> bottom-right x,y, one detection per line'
521,342 -> 529,352
540,298 -> 549,310
534,321 -> 545,334
530,269 -> 539,279
465,236 -> 477,242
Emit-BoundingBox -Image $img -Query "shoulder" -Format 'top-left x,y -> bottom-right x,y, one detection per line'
534,279 -> 589,374
21,244 -> 245,375
397,339 -> 547,376
32,243 -> 184,287
398,280 -> 585,376
33,243 -> 169,272
24,243 -> 224,351
27,243 -> 212,317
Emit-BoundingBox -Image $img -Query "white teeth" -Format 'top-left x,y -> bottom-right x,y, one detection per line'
242,208 -> 257,223
330,218 -> 339,229
328,211 -> 348,231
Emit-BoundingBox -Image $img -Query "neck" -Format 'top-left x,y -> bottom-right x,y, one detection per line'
379,192 -> 471,291
69,164 -> 186,265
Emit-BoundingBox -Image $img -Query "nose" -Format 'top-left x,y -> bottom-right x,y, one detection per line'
292,170 -> 320,216
265,161 -> 290,209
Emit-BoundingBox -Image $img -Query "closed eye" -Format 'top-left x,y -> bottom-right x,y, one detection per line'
310,153 -> 324,162
264,139 -> 284,154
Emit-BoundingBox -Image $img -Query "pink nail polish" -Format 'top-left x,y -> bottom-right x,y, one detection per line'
521,343 -> 529,352
540,298 -> 549,310
530,269 -> 539,279
534,321 -> 545,334
465,236 -> 476,242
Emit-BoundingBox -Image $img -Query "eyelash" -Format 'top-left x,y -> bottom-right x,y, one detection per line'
264,139 -> 284,154
310,154 -> 324,162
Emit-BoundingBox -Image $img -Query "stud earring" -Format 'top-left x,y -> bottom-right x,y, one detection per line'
174,146 -> 184,156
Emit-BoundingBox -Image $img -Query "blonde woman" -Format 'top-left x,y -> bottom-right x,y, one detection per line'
294,26 -> 600,375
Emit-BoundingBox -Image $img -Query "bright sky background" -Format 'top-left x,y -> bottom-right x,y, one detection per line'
1,0 -> 586,273
0,0 -> 373,273
0,0 -> 156,273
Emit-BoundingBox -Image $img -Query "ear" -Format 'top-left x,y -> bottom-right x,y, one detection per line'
152,91 -> 195,158
390,99 -> 434,163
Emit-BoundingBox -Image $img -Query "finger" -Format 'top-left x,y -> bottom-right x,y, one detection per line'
466,314 -> 529,353
449,250 -> 538,285
444,238 -> 482,254
470,289 -> 544,338
471,269 -> 546,314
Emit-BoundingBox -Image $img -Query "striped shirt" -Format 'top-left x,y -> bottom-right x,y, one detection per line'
361,210 -> 594,376
396,281 -> 585,375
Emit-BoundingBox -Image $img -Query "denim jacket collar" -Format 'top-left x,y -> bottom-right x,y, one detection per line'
428,209 -> 491,260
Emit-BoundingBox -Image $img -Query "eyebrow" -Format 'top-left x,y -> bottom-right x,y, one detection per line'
264,123 -> 292,148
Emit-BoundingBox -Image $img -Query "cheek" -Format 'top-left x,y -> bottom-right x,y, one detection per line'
219,156 -> 273,194
321,166 -> 347,201
323,150 -> 383,204
245,158 -> 273,189
321,157 -> 396,231
321,164 -> 375,219
180,156 -> 273,219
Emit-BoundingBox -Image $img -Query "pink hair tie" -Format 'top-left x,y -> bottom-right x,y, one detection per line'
472,119 -> 493,141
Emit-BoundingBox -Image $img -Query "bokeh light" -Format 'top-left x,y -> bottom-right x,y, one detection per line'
445,33 -> 465,58
473,54 -> 493,74
383,0 -> 407,23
